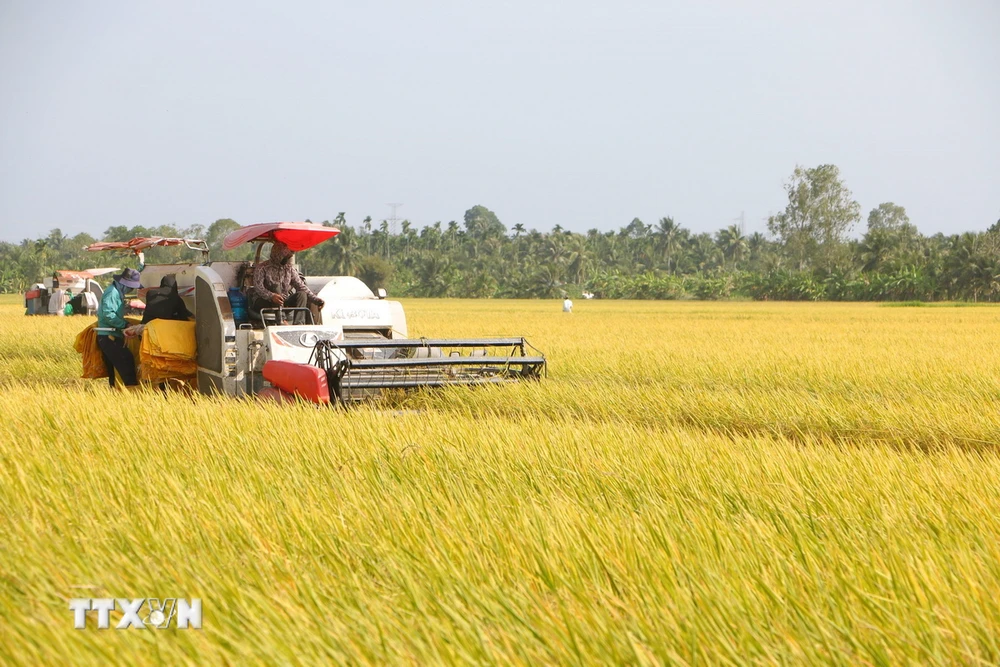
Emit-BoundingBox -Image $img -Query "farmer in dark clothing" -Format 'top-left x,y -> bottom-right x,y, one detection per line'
248,241 -> 324,324
142,275 -> 192,323
96,268 -> 141,389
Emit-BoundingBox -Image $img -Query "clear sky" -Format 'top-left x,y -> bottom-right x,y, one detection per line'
1,0 -> 997,243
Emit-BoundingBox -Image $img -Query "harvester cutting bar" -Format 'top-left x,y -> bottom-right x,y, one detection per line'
340,375 -> 519,389
331,337 -> 530,349
309,337 -> 545,403
347,356 -> 546,369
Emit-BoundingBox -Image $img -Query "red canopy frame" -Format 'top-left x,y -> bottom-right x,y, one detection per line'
51,268 -> 120,281
86,237 -> 210,254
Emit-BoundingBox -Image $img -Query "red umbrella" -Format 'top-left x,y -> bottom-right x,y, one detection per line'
222,222 -> 340,252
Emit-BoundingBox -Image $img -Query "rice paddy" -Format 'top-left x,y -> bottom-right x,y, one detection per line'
1,295 -> 999,664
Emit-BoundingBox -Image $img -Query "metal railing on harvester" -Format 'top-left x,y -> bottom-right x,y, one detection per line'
309,337 -> 546,403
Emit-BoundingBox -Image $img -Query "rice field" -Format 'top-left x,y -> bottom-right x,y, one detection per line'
2,294 -> 1000,665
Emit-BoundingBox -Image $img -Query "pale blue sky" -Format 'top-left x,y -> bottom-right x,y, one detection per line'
1,0 -> 997,243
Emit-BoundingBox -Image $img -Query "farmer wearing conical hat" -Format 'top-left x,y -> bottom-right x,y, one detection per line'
96,267 -> 142,389
248,241 -> 325,324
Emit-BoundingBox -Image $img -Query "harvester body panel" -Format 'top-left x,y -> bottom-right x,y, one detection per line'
308,276 -> 408,338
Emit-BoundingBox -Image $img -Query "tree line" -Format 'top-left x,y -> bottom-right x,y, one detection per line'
2,164 -> 999,301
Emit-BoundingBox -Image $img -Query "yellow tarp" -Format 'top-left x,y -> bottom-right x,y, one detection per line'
139,319 -> 198,383
73,319 -> 142,380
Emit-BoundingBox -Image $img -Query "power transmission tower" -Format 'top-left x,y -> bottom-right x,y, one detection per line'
387,203 -> 403,237
733,210 -> 745,235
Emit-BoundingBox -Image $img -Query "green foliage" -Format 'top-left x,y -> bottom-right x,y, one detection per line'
867,202 -> 911,232
767,164 -> 862,271
463,205 -> 506,239
586,272 -> 688,300
205,218 -> 244,261
2,165 -> 999,302
744,271 -> 827,301
354,256 -> 394,292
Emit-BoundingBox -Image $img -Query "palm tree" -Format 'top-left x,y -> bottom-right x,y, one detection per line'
566,247 -> 591,284
400,220 -> 413,257
416,252 -> 452,297
716,224 -> 748,270
530,264 -> 563,298
363,216 -> 373,255
445,221 -> 459,252
859,230 -> 892,273
420,221 -> 443,252
327,227 -> 358,275
689,233 -> 723,272
379,220 -> 391,259
654,217 -> 681,272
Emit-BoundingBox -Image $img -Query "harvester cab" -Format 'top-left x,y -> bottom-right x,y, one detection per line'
88,222 -> 546,404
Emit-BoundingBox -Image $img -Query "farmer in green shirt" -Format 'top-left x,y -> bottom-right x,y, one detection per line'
96,268 -> 142,389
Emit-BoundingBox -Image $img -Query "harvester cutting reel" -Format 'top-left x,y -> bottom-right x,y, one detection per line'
309,336 -> 546,404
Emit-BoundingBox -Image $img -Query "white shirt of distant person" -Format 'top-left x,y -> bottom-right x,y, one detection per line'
563,292 -> 593,313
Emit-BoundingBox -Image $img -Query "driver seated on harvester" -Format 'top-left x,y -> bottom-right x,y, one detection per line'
248,241 -> 325,324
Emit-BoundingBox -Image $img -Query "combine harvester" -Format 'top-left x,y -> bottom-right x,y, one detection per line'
87,223 -> 545,404
23,268 -> 118,316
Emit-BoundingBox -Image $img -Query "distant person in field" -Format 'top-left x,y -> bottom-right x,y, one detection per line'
142,275 -> 192,324
563,296 -> 573,313
249,241 -> 325,323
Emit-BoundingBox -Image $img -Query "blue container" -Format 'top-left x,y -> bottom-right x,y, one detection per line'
227,287 -> 249,326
